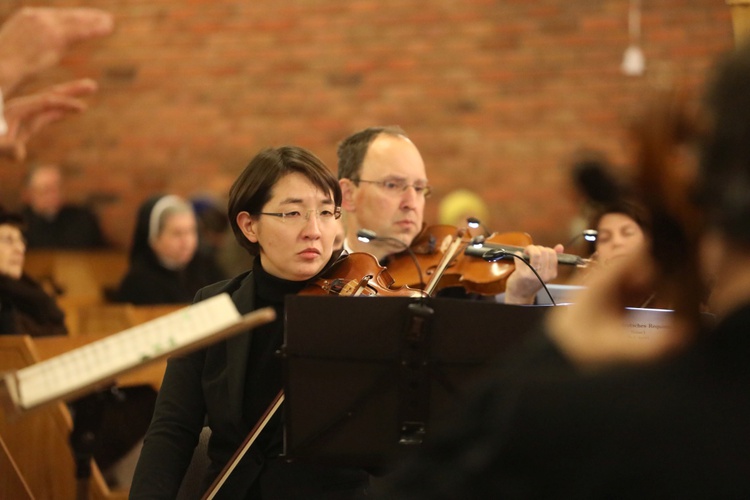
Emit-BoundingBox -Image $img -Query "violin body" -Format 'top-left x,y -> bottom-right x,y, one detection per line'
302,252 -> 425,298
387,225 -> 588,296
387,225 -> 534,295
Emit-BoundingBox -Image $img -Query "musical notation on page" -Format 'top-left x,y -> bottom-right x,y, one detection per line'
0,293 -> 275,413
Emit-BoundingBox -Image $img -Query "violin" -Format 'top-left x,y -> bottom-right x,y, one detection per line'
302,251 -> 425,297
386,224 -> 590,296
202,253 -> 422,498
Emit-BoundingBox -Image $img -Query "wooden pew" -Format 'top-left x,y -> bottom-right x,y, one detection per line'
24,249 -> 129,307
0,336 -> 127,500
0,434 -> 33,500
60,302 -> 188,337
0,305 -> 183,498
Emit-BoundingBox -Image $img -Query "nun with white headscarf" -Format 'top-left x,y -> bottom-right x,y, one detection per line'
114,194 -> 225,304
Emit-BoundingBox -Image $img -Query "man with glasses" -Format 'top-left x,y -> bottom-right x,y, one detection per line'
337,126 -> 562,304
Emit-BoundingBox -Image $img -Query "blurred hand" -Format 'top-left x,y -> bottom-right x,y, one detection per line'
0,7 -> 114,95
0,78 -> 97,161
546,248 -> 689,370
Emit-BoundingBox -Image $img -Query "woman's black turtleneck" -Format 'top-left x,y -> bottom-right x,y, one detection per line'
243,257 -> 307,453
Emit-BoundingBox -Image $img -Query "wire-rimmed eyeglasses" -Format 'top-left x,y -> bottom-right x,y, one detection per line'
254,207 -> 342,225
356,178 -> 432,198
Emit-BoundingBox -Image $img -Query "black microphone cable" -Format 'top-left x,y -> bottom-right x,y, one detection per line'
466,240 -> 557,306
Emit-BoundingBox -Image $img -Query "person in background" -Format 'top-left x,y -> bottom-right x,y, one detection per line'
438,188 -> 491,233
0,7 -> 113,161
589,199 -> 649,267
190,194 -> 232,280
21,163 -> 107,249
131,146 -> 370,498
114,194 -> 224,305
0,204 -> 66,336
336,125 -> 562,304
573,198 -> 669,309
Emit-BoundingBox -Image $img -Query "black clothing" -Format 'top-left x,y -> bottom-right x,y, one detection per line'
379,305 -> 750,499
114,256 -> 224,305
22,205 -> 106,249
130,258 -> 370,499
114,195 -> 224,305
0,273 -> 67,336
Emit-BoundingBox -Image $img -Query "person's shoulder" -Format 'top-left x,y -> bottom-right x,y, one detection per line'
59,203 -> 98,219
194,270 -> 252,302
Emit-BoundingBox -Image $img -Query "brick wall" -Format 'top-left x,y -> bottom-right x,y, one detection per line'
0,0 -> 734,250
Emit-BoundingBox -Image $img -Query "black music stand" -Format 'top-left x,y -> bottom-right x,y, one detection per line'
281,295 -> 551,468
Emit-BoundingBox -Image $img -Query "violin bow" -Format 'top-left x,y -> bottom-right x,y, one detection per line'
422,229 -> 467,296
201,390 -> 285,500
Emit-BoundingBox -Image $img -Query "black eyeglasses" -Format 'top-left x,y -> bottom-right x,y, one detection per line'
254,207 -> 342,225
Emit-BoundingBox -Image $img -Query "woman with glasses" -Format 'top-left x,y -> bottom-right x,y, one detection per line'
131,146 -> 370,499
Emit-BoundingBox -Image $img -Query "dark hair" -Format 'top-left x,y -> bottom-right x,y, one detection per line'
0,205 -> 25,229
228,146 -> 341,256
336,125 -> 407,180
589,198 -> 651,236
698,41 -> 750,244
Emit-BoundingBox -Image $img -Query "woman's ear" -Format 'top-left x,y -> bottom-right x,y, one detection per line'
340,179 -> 356,211
236,211 -> 259,243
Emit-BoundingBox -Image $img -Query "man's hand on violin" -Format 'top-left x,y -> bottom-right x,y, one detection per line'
504,244 -> 563,305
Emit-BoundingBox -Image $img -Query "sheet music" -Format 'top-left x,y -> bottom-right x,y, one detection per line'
12,293 -> 241,410
624,306 -> 673,339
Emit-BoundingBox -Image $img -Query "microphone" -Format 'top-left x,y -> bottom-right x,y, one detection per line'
356,229 -> 426,293
465,236 -> 558,305
464,238 -> 514,262
466,217 -> 491,237
564,228 -> 598,248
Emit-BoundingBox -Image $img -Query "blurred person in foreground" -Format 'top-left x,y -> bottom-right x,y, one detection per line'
376,42 -> 750,499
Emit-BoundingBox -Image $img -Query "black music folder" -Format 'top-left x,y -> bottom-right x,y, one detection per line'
281,295 -> 550,468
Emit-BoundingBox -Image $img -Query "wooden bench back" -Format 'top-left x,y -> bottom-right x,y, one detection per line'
0,336 -> 127,500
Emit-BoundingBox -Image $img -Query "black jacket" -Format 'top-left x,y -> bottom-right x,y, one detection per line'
130,267 -> 369,499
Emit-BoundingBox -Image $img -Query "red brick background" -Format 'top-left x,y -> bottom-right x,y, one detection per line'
0,0 -> 734,250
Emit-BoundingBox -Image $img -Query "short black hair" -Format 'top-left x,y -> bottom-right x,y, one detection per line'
227,146 -> 341,256
336,125 -> 407,181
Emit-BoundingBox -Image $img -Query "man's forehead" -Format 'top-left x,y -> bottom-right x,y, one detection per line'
361,135 -> 426,178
